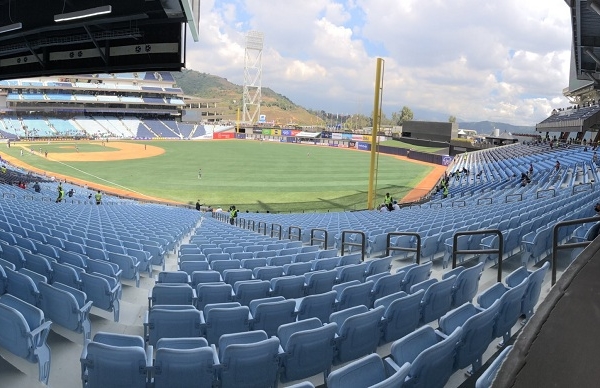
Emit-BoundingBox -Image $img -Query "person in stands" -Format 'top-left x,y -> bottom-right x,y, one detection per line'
229,205 -> 239,225
56,184 -> 64,203
384,193 -> 393,211
95,190 -> 102,205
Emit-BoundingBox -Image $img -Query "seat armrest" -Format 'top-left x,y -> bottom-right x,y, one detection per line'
29,320 -> 53,346
384,357 -> 405,375
81,301 -> 94,314
145,345 -> 153,368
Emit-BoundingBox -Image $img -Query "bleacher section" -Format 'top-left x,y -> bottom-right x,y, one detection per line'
1,142 -> 596,387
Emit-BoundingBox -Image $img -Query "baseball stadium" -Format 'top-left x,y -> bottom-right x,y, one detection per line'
0,1 -> 599,388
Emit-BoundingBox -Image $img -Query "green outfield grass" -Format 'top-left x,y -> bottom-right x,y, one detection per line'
2,140 -> 434,213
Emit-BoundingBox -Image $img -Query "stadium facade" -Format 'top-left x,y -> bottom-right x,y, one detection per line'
0,72 -> 232,140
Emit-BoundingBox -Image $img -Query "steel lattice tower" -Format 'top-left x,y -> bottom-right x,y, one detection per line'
242,31 -> 264,124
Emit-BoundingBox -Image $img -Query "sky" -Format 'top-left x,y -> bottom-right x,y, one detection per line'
184,0 -> 573,126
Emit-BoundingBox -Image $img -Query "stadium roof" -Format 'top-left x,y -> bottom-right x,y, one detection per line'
0,1 -> 200,79
567,0 -> 600,85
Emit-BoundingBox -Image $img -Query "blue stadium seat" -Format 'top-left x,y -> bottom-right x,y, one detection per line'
327,353 -> 410,388
278,318 -> 337,383
505,261 -> 549,322
149,284 -> 196,309
249,296 -> 296,336
0,294 -> 52,384
444,262 -> 484,308
152,337 -> 217,388
196,283 -> 233,310
295,290 -> 337,323
215,330 -> 280,388
80,332 -> 150,388
305,269 -> 337,295
253,266 -> 284,281
80,272 -> 120,322
233,280 -> 271,306
5,267 -> 39,306
475,345 -> 513,388
38,282 -> 93,341
333,280 -> 374,310
364,256 -> 393,277
375,289 -> 424,344
201,302 -> 251,344
330,305 -> 385,364
416,275 -> 456,324
179,260 -> 210,275
386,325 -> 463,388
270,275 -> 306,299
144,305 -> 203,346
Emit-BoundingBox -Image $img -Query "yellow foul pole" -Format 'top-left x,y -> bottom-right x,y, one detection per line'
367,58 -> 384,209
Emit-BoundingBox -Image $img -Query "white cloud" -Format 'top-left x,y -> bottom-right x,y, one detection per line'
184,0 -> 574,125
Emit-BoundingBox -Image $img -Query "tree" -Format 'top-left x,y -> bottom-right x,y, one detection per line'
448,115 -> 457,123
392,106 -> 413,125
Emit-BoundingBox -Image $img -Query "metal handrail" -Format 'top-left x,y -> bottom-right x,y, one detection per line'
386,232 -> 421,264
270,223 -> 282,239
477,197 -> 492,205
340,230 -> 366,262
257,221 -> 267,235
536,188 -> 555,198
505,193 -> 522,203
453,229 -> 503,282
429,203 -> 443,208
247,219 -> 255,231
310,228 -> 328,248
551,216 -> 599,285
452,200 -> 466,207
238,218 -> 246,229
288,226 -> 302,241
572,182 -> 593,195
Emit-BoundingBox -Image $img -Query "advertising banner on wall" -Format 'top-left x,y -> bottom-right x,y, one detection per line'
332,133 -> 343,140
286,137 -> 297,143
291,130 -> 301,136
357,142 -> 371,151
236,133 -> 246,139
272,129 -> 281,136
442,155 -> 454,166
213,132 -> 235,139
341,133 -> 353,140
348,141 -> 356,148
282,129 -> 292,136
261,129 -> 272,135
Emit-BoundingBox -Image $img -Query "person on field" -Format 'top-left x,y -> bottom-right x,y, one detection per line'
56,184 -> 64,203
229,205 -> 239,225
95,190 -> 102,205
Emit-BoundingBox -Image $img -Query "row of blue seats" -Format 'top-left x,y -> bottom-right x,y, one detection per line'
0,248 -> 121,322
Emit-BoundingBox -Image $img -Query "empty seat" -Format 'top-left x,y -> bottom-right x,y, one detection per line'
400,262 -> 432,292
156,271 -> 190,284
190,270 -> 222,287
444,262 -> 484,308
375,290 -> 425,344
201,302 -> 251,344
311,257 -> 339,271
338,253 -> 362,266
211,259 -> 241,274
475,345 -> 513,388
278,318 -> 337,383
149,284 -> 196,309
327,353 -> 410,388
267,255 -> 293,266
385,325 -> 463,388
80,332 -> 150,388
107,252 -> 140,287
334,280 -> 374,310
253,266 -> 284,281
330,305 -> 385,364
38,282 -> 92,341
153,337 -> 217,388
249,296 -> 296,336
505,261 -> 549,322
222,268 -> 253,286
240,258 -> 268,270
196,283 -> 233,310
5,267 -> 39,306
296,290 -> 337,323
416,275 -> 456,324
336,263 -> 368,283
233,280 -> 271,306
0,294 -> 52,384
365,256 -> 393,277
179,260 -> 210,275
207,253 -> 231,264
283,262 -> 313,276
80,272 -> 120,321
371,272 -> 405,302
215,330 -> 280,388
270,276 -> 306,299
52,261 -> 81,290
145,305 -> 203,346
305,270 -> 337,295
439,300 -> 501,374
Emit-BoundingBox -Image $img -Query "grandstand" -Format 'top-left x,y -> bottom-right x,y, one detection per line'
0,72 -> 233,140
0,131 -> 597,387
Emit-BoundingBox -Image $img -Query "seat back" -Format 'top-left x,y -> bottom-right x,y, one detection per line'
218,336 -> 280,388
305,270 -> 337,295
494,278 -> 529,342
249,298 -> 297,337
23,252 -> 53,282
196,283 -> 233,310
83,342 -> 148,388
2,243 -> 25,269
283,262 -> 313,276
402,262 -> 432,292
297,291 -> 337,323
312,257 -> 339,271
5,268 -> 39,306
240,258 -> 268,270
326,353 -> 387,388
179,261 -> 209,275
204,304 -> 250,344
253,266 -> 284,281
279,319 -> 338,382
223,268 -> 253,286
38,282 -> 91,339
80,272 -> 120,321
451,262 -> 484,307
371,272 -> 404,302
157,271 -> 189,284
151,284 -> 195,307
334,305 -> 385,364
270,276 -> 306,299
211,259 -> 241,274
154,346 -> 216,388
52,261 -> 81,289
336,280 -> 374,311
455,299 -> 501,371
376,289 -> 424,343
337,263 -> 368,283
521,261 -> 549,320
147,306 -> 202,346
233,280 -> 271,306
420,275 -> 456,324
365,256 -> 392,276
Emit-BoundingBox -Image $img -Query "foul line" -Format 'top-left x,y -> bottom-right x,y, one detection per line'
48,157 -> 156,199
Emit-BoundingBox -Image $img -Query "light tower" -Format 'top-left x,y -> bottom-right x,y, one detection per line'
242,31 -> 264,124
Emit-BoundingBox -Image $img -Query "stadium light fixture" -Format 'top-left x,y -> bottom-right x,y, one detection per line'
0,22 -> 22,34
54,5 -> 112,23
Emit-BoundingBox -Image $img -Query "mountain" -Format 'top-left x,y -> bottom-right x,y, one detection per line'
172,69 -> 321,125
458,121 -> 536,134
